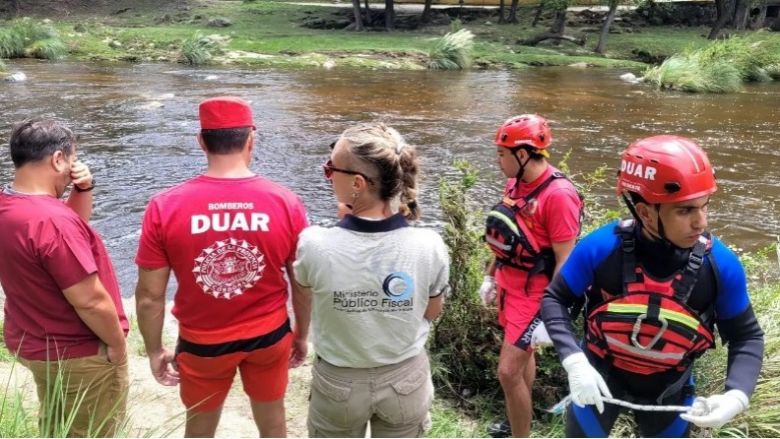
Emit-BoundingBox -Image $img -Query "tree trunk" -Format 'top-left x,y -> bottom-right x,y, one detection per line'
595,0 -> 619,54
550,9 -> 567,36
364,0 -> 372,24
10,0 -> 20,15
750,5 -> 768,29
733,0 -> 749,30
497,0 -> 506,24
508,0 -> 520,23
532,0 -> 545,27
352,0 -> 364,31
421,0 -> 433,23
385,0 -> 395,30
708,0 -> 733,39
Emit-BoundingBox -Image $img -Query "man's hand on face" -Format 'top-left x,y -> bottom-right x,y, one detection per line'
70,161 -> 93,191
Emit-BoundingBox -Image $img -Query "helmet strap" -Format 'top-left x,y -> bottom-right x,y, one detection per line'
621,194 -> 678,251
512,147 -> 532,184
621,192 -> 644,228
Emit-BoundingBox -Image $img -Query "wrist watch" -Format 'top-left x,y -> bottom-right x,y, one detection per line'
74,178 -> 96,193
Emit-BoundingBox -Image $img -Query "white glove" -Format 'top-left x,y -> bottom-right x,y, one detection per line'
562,352 -> 612,414
681,389 -> 749,428
531,322 -> 553,348
477,275 -> 496,306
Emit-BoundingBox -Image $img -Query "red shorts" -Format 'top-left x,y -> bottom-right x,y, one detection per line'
496,271 -> 547,352
175,308 -> 293,412
176,331 -> 292,412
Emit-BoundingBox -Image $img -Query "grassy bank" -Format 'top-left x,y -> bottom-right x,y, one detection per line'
644,34 -> 780,92
0,0 -> 729,70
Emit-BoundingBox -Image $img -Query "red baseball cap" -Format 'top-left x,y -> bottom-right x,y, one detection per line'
199,96 -> 256,130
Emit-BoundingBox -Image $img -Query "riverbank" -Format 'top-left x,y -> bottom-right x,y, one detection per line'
2,0 -> 759,71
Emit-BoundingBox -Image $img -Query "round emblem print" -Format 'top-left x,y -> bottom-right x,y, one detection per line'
193,238 -> 265,299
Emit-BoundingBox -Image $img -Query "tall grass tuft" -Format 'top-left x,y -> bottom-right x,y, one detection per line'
27,39 -> 66,61
428,28 -> 474,70
0,18 -> 65,60
180,33 -> 227,66
643,36 -> 780,93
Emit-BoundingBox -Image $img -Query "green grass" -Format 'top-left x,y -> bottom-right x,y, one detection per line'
16,1 -> 721,70
429,28 -> 475,70
0,18 -> 65,60
643,34 -> 780,92
427,399 -> 486,437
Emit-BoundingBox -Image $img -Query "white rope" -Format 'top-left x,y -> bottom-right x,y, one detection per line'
547,395 -> 711,415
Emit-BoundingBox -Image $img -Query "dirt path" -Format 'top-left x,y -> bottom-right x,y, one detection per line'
0,349 -> 313,437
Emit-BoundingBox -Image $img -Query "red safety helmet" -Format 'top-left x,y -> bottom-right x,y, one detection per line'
494,114 -> 552,151
617,135 -> 717,204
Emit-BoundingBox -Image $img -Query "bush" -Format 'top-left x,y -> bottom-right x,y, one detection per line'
180,32 -> 228,65
27,38 -> 66,60
0,18 -> 65,60
428,28 -> 474,70
430,160 -> 502,413
643,36 -> 780,93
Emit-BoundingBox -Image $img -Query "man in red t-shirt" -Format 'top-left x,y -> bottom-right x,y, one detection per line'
479,115 -> 582,437
135,96 -> 310,437
0,119 -> 129,437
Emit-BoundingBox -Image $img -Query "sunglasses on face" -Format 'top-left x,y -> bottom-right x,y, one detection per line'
323,139 -> 374,183
322,159 -> 374,183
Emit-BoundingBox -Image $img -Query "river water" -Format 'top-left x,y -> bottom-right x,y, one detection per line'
1,60 -> 779,297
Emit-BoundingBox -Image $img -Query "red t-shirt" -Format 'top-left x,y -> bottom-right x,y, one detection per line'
495,165 -> 582,295
135,175 -> 308,342
0,191 -> 128,361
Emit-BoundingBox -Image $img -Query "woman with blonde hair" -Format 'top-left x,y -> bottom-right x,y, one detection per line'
294,122 -> 450,438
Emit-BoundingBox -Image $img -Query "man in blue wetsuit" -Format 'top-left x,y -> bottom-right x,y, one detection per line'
541,135 -> 764,437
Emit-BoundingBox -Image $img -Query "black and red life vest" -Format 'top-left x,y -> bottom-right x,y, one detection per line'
484,172 -> 571,279
585,220 -> 715,375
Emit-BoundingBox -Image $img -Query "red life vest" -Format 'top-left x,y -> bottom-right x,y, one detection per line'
585,220 -> 715,375
484,172 -> 571,279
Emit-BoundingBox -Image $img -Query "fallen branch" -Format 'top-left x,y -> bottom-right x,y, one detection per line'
519,33 -> 586,46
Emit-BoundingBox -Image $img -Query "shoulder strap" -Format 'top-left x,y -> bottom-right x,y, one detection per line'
672,232 -> 711,303
523,171 -> 567,202
616,219 -> 637,295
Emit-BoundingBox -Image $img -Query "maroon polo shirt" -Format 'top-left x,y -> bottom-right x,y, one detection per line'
0,189 -> 128,360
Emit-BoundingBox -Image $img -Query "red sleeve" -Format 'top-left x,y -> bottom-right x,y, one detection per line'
542,188 -> 582,243
135,199 -> 169,269
38,218 -> 97,291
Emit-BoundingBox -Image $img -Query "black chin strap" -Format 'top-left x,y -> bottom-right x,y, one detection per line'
512,148 -> 532,189
620,193 -> 678,251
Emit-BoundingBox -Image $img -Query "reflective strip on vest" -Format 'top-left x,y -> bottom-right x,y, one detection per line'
604,335 -> 686,361
485,234 -> 512,252
606,303 -> 701,331
487,210 -> 520,235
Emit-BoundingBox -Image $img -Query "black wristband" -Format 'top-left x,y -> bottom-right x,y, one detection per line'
74,179 -> 95,193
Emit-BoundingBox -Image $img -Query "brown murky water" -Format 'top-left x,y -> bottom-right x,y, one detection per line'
1,60 -> 779,296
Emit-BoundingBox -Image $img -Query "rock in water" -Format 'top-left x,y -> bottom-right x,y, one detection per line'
620,72 -> 640,84
5,72 -> 27,82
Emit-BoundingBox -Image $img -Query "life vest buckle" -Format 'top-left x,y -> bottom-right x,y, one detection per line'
630,313 -> 668,350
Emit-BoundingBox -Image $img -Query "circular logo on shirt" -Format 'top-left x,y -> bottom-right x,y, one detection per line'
382,272 -> 414,302
193,238 -> 265,300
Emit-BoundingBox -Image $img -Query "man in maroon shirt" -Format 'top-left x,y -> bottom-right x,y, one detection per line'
0,119 -> 129,437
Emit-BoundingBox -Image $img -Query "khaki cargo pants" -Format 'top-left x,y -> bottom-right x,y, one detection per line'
21,343 -> 129,438
308,351 -> 434,438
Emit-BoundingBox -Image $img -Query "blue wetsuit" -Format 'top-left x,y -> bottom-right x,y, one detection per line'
542,221 -> 764,437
